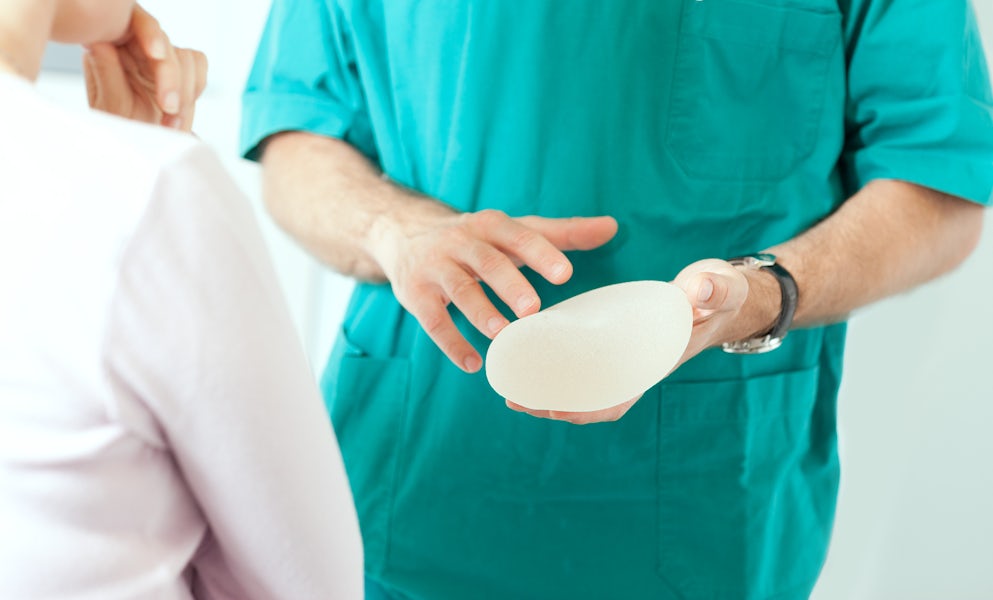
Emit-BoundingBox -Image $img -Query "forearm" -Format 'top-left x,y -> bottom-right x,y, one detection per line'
744,179 -> 984,335
260,131 -> 454,282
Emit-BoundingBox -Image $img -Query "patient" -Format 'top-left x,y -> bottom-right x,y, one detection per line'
0,1 -> 362,598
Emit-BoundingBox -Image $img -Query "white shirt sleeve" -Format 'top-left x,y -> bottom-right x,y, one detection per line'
102,145 -> 363,600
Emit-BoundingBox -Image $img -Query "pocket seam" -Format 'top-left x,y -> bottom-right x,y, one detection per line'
656,365 -> 827,595
329,333 -> 412,579
659,365 -> 820,423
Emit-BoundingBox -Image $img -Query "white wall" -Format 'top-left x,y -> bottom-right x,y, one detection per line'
36,2 -> 993,597
40,0 -> 350,372
132,0 -> 354,368
40,0 -> 353,370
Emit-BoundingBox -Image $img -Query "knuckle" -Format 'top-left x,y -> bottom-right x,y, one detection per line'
447,276 -> 478,301
510,228 -> 539,250
392,278 -> 423,306
392,287 -> 413,309
469,209 -> 507,230
420,311 -> 448,337
474,307 -> 496,328
474,246 -> 507,276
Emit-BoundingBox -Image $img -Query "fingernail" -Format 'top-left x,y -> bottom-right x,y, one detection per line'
162,92 -> 180,115
488,316 -> 508,335
149,39 -> 167,60
516,296 -> 536,313
464,355 -> 482,372
697,278 -> 714,302
550,263 -> 567,279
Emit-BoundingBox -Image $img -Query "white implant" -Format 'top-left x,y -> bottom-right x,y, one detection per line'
486,281 -> 693,413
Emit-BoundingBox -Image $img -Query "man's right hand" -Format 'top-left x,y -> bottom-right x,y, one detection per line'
370,203 -> 618,373
260,133 -> 617,373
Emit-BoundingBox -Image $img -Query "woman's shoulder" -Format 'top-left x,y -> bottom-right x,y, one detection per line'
81,108 -> 208,178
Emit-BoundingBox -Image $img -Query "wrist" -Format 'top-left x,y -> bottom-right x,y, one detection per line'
736,268 -> 782,341
365,189 -> 457,273
720,253 -> 797,354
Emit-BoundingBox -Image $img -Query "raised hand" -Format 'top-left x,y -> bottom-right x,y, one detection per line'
84,5 -> 207,132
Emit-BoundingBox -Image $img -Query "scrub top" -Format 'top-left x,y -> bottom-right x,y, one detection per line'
242,1 -> 993,598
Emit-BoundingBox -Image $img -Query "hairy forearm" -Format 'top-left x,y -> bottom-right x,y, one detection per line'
764,179 -> 984,330
259,131 -> 624,372
260,131 -> 454,282
261,136 -> 983,346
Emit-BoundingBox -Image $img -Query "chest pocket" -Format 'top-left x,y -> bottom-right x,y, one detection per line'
665,0 -> 841,181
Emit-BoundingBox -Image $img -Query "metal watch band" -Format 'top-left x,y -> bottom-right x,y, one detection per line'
721,253 -> 798,355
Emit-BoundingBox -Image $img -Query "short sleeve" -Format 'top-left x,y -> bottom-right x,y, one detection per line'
841,0 -> 993,205
240,0 -> 375,161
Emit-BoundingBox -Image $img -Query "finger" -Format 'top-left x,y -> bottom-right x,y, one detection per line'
467,211 -> 573,286
458,240 -> 541,318
175,50 -> 207,132
516,215 -> 619,252
156,40 -> 182,116
507,396 -> 638,424
511,408 -> 601,425
173,49 -> 198,131
127,14 -> 181,118
83,52 -> 98,108
505,401 -> 553,419
128,5 -> 169,61
437,263 -> 509,338
406,291 -> 482,373
546,410 -> 587,424
191,49 -> 208,99
545,406 -> 624,425
83,44 -> 129,113
120,6 -> 178,115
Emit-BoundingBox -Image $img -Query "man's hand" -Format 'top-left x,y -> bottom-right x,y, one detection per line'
372,204 -> 618,373
507,259 -> 761,425
84,5 -> 207,132
672,258 -> 755,363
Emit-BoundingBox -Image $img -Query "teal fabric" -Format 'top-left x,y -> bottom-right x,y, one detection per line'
366,576 -> 405,600
242,1 -> 993,598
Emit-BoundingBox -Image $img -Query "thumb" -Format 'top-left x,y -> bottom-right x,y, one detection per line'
685,272 -> 734,311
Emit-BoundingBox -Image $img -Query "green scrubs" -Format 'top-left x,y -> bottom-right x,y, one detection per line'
242,1 -> 993,598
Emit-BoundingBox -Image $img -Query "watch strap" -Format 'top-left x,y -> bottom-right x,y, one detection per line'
722,254 -> 798,354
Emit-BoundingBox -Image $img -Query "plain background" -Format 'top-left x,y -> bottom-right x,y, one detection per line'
36,1 -> 993,597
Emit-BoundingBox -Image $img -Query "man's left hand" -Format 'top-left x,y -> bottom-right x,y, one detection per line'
506,259 -> 755,425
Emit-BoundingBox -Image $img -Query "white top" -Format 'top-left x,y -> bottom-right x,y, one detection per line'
0,74 -> 363,600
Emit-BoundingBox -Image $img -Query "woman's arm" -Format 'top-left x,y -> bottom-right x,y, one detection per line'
106,146 -> 363,599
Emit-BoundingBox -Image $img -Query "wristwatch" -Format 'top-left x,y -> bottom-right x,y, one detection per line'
721,253 -> 798,355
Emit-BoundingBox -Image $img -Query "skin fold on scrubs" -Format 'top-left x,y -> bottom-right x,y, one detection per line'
242,1 -> 993,598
